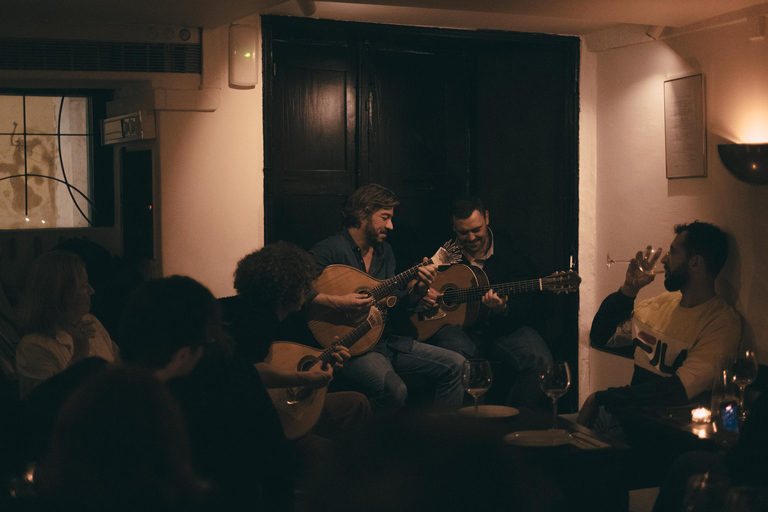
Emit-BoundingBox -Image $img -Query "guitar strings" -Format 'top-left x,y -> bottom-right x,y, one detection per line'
441,279 -> 543,304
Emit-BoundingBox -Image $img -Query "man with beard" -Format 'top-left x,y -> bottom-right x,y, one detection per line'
308,183 -> 465,414
577,221 -> 741,432
421,196 -> 553,407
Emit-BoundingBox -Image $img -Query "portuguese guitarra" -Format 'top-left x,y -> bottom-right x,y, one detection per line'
266,307 -> 386,439
307,241 -> 461,354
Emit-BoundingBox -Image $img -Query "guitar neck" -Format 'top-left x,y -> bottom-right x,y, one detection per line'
316,317 -> 374,365
370,259 -> 432,300
443,278 -> 543,304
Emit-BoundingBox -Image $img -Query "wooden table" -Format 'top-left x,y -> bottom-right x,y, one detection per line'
444,406 -> 634,512
612,403 -> 739,489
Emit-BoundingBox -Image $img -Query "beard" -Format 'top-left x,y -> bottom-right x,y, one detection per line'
364,222 -> 385,246
664,263 -> 690,292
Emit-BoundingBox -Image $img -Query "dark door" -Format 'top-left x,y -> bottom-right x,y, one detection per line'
265,39 -> 358,250
263,17 -> 580,410
362,45 -> 470,269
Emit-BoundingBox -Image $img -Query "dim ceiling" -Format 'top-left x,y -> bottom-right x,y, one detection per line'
3,0 -> 768,34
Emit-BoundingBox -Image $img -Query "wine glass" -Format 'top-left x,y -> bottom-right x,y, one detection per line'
606,248 -> 665,275
731,347 -> 758,422
540,361 -> 571,430
461,359 -> 492,415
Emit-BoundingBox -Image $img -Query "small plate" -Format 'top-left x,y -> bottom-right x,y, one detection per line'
458,405 -> 519,418
503,429 -> 572,447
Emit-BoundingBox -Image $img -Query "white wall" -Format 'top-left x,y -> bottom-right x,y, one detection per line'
157,15 -> 264,298
584,19 -> 768,399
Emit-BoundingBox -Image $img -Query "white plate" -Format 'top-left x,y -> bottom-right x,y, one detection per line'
503,429 -> 573,447
458,405 -> 519,418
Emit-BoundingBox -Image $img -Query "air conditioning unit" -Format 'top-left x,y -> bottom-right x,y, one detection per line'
102,111 -> 155,145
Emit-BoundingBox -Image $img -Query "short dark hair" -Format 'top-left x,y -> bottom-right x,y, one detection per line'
234,241 -> 316,310
450,196 -> 485,220
119,276 -> 221,370
342,183 -> 399,228
674,221 -> 729,277
35,365 -> 206,511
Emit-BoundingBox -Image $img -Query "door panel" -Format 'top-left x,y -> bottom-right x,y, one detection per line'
363,47 -> 469,269
267,41 -> 357,249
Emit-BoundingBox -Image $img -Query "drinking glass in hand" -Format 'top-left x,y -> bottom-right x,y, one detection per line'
461,359 -> 492,415
606,247 -> 665,275
731,348 -> 758,422
540,361 -> 571,430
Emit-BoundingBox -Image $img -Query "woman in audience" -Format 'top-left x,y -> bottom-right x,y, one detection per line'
15,250 -> 119,398
34,365 -> 211,512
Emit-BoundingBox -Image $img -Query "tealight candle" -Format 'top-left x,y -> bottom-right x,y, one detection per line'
691,407 -> 711,423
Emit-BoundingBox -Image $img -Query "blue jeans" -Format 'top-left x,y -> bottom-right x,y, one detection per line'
430,325 -> 552,407
341,335 -> 465,414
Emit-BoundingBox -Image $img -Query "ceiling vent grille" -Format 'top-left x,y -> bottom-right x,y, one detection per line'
0,39 -> 201,74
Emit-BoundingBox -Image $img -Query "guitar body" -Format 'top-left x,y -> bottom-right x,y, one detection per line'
265,341 -> 328,440
410,264 -> 489,341
308,265 -> 389,355
408,266 -> 581,341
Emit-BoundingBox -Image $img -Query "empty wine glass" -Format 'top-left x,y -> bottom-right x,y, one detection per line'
461,359 -> 492,415
540,360 -> 571,431
606,248 -> 665,275
731,347 -> 758,422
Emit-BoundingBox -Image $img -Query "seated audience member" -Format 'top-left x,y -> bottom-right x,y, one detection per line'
578,222 -> 741,434
34,366 -> 210,512
119,275 -> 294,512
424,196 -> 553,407
308,183 -> 465,413
15,251 -> 119,398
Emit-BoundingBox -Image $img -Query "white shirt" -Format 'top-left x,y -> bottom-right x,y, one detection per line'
16,314 -> 119,398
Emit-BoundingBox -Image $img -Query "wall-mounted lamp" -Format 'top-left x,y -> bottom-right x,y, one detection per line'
717,143 -> 768,185
296,0 -> 316,16
229,24 -> 258,88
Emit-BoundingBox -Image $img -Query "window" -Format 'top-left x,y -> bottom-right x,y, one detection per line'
0,90 -> 113,230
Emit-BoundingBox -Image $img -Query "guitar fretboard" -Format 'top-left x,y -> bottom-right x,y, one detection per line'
317,317 -> 375,366
442,278 -> 543,304
369,259 -> 433,300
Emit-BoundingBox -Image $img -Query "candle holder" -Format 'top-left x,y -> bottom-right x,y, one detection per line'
691,407 -> 711,424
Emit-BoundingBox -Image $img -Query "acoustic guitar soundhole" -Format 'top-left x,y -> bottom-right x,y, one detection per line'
290,356 -> 319,402
440,285 -> 460,311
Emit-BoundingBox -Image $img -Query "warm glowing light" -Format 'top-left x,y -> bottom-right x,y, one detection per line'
25,217 -> 29,222
694,427 -> 708,439
244,52 -> 252,58
691,407 -> 711,423
41,220 -> 45,224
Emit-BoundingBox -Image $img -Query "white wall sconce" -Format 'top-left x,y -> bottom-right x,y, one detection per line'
229,24 -> 258,88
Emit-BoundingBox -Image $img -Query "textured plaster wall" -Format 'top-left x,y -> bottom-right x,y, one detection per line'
583,19 -> 768,400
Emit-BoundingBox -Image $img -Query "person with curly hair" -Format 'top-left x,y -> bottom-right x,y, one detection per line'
223,241 -> 372,436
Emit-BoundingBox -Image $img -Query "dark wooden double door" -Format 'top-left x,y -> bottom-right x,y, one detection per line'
263,17 -> 580,409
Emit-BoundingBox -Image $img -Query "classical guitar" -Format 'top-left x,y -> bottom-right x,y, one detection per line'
408,265 -> 581,341
307,241 -> 461,354
266,307 -> 386,440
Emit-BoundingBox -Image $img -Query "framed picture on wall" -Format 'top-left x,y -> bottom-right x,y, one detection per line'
664,73 -> 706,179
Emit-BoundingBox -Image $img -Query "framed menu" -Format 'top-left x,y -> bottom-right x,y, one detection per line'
664,74 -> 706,179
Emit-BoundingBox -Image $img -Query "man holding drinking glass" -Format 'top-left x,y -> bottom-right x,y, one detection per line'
578,221 -> 741,434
